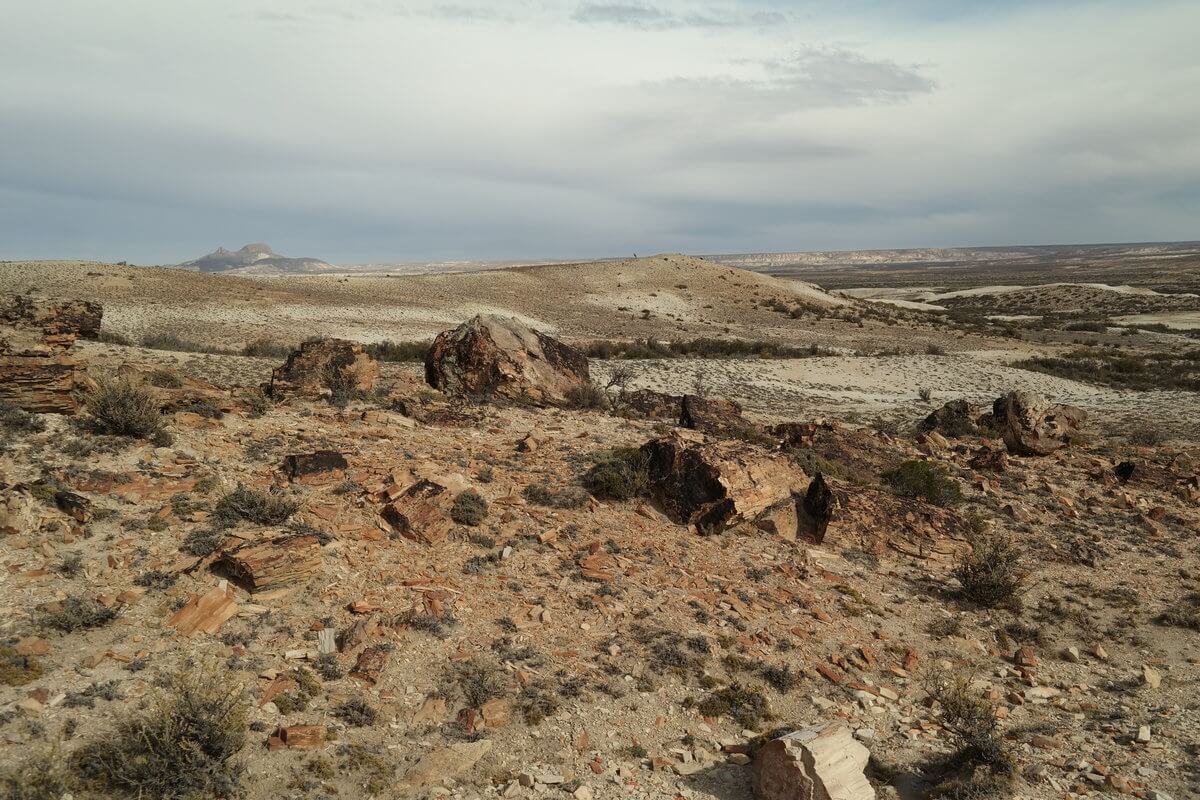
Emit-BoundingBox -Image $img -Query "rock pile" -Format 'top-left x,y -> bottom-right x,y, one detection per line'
0,294 -> 98,414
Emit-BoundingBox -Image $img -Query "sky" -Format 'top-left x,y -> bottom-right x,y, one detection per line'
0,0 -> 1197,264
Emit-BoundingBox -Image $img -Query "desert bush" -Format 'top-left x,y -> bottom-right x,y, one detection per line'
954,532 -> 1026,610
0,645 -> 43,686
883,460 -> 962,507
72,669 -> 248,800
40,595 -> 119,633
333,697 -> 378,727
243,387 -> 270,418
85,376 -> 165,439
364,339 -> 432,362
919,387 -> 933,403
436,658 -> 510,708
523,482 -> 589,509
0,401 -> 46,435
923,666 -> 1013,772
1157,593 -> 1200,630
322,364 -> 360,408
517,679 -> 560,725
451,490 -> 489,526
925,343 -> 947,356
0,749 -> 72,800
583,447 -> 650,501
565,382 -> 610,410
1126,425 -> 1164,446
182,528 -> 225,556
583,337 -> 832,360
98,329 -> 134,346
1014,347 -> 1200,391
695,683 -> 771,728
141,332 -> 235,355
1063,320 -> 1108,332
213,485 -> 299,526
145,369 -> 183,389
241,338 -> 292,359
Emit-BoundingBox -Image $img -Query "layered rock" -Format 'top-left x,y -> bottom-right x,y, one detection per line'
918,399 -> 978,438
424,315 -> 589,407
0,295 -> 103,345
993,390 -> 1086,456
0,354 -> 94,414
680,394 -> 762,439
752,723 -> 875,800
0,295 -> 99,414
265,338 -> 379,400
640,429 -> 808,535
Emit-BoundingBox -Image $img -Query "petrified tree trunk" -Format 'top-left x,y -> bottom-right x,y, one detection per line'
284,451 -> 349,484
350,644 -> 391,685
993,390 -> 1086,456
381,479 -> 455,544
217,534 -> 322,593
0,355 -> 93,414
753,723 -> 875,800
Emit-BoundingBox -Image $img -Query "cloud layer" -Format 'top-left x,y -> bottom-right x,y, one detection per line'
0,0 -> 1197,263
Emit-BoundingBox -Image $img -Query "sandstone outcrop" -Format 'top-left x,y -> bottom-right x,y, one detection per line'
993,390 -> 1086,456
425,315 -> 589,407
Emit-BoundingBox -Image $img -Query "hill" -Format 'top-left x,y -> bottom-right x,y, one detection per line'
180,243 -> 334,275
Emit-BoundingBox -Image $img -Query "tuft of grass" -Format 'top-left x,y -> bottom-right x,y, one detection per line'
213,485 -> 299,526
883,460 -> 962,507
0,646 -> 44,686
955,532 -> 1026,610
98,329 -> 135,346
1013,347 -> 1200,392
182,528 -> 226,557
0,400 -> 47,435
72,669 -> 248,800
523,482 -> 589,509
564,382 -> 610,410
85,376 -> 165,439
582,447 -> 650,501
0,749 -> 72,800
145,369 -> 183,389
451,490 -> 489,526
1157,593 -> 1200,631
436,658 -> 510,709
333,696 -> 378,727
364,339 -> 432,362
695,683 -> 771,728
40,596 -> 118,633
517,679 -> 560,725
241,338 -> 293,359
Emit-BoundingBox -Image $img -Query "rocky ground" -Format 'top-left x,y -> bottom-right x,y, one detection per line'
0,263 -> 1198,800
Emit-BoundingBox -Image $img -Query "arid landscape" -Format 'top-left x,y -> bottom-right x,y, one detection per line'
0,249 -> 1197,800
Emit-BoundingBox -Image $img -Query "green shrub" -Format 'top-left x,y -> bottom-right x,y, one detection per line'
451,490 -> 489,526
243,388 -> 270,418
85,376 -> 165,439
583,448 -> 650,501
954,533 -> 1026,610
436,658 -> 510,708
72,670 -> 248,799
695,683 -> 771,728
214,485 -> 299,526
882,460 -> 962,507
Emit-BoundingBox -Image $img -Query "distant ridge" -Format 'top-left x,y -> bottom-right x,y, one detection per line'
180,243 -> 334,275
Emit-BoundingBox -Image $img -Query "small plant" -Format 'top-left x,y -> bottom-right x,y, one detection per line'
57,551 -> 84,578
0,401 -> 46,435
919,387 -> 933,403
145,369 -> 183,389
955,532 -> 1026,610
1157,593 -> 1200,631
1,646 -> 44,686
315,653 -> 343,680
322,364 -> 359,408
923,666 -> 1013,772
243,387 -> 271,418
883,460 -> 962,507
582,447 -> 650,501
84,376 -> 165,439
71,669 -> 249,799
517,679 -> 560,725
98,329 -> 134,346
182,527 -> 226,556
696,683 -> 771,728
451,490 -> 489,526
241,338 -> 292,359
565,382 -> 610,410
214,485 -> 299,526
436,658 -> 510,709
333,697 -> 379,727
364,340 -> 432,362
523,482 -> 589,509
40,596 -> 118,633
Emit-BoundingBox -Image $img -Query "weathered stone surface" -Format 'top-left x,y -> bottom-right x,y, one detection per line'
802,474 -> 966,558
425,314 -> 589,407
0,354 -> 93,414
217,534 -> 323,593
680,394 -> 760,439
168,586 -> 239,636
405,740 -> 493,787
283,451 -> 349,484
615,388 -> 681,419
350,644 -> 391,685
53,490 -> 92,522
752,723 -> 875,800
380,479 -> 455,544
918,399 -> 978,438
968,446 -> 1009,473
277,725 -> 326,750
993,391 -> 1086,456
265,338 -> 378,400
641,430 -> 807,535
0,295 -> 103,343
0,488 -> 39,536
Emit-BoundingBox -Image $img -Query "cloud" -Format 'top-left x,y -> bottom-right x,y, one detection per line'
571,2 -> 773,30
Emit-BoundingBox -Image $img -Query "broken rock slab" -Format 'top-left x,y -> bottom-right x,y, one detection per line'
380,479 -> 455,544
992,390 -> 1086,456
265,338 -> 379,400
217,534 -> 323,594
752,723 -> 875,800
424,314 -> 590,407
0,354 -> 94,414
680,394 -> 762,439
283,450 -> 349,484
405,740 -> 493,788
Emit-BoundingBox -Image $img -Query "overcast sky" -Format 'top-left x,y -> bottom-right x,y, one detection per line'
1,0 -> 1197,264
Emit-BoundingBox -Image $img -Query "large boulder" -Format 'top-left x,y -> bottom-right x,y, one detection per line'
266,338 -> 378,400
640,429 -> 808,535
0,295 -> 103,346
752,723 -> 875,800
992,391 -> 1086,456
424,315 -> 589,407
918,399 -> 978,438
680,394 -> 762,440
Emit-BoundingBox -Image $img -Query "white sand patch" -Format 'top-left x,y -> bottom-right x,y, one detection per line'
1113,312 -> 1200,330
864,298 -> 947,312
583,290 -> 696,318
986,314 -> 1041,321
782,280 -> 852,307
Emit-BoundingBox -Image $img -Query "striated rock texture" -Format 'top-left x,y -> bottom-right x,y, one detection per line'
0,295 -> 102,344
425,315 -> 589,407
918,399 -> 979,438
680,394 -> 762,439
641,429 -> 808,535
265,338 -> 379,400
0,354 -> 94,414
752,723 -> 875,800
614,388 -> 680,419
993,390 -> 1086,456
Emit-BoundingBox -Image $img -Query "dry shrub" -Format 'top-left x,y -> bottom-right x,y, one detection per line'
213,485 -> 299,526
72,669 -> 249,799
883,460 -> 963,507
955,532 -> 1026,610
85,376 -> 164,439
583,447 -> 650,501
565,382 -> 610,410
451,490 -> 489,526
0,749 -> 71,800
922,667 -> 1015,798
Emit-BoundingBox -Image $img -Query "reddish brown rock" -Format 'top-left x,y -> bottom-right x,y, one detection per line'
918,399 -> 979,438
350,644 -> 391,685
680,394 -> 760,439
380,479 -> 455,544
265,338 -> 378,400
283,451 -> 349,484
217,534 -> 323,593
640,430 -> 807,535
614,388 -> 680,419
993,391 -> 1086,456
0,354 -> 93,414
424,314 -> 589,407
168,587 -> 239,636
277,725 -> 326,750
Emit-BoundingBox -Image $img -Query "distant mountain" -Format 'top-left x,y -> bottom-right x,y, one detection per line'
180,243 -> 334,274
